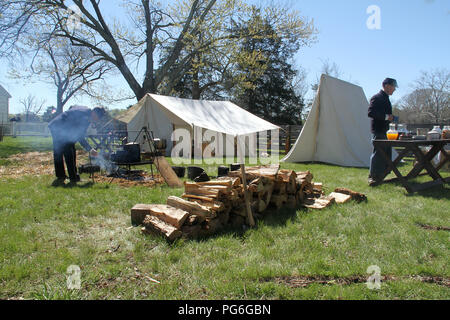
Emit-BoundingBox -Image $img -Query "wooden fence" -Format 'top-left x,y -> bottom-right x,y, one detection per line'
0,122 -> 51,137
278,125 -> 302,154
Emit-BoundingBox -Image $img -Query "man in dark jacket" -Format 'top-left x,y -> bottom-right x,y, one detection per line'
48,106 -> 106,185
367,78 -> 398,186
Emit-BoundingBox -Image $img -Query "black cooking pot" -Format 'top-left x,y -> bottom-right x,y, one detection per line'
123,142 -> 141,163
230,163 -> 241,171
187,166 -> 205,180
172,166 -> 186,178
218,166 -> 229,177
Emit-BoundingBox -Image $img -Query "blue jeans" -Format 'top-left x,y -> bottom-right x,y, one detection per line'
369,132 -> 391,180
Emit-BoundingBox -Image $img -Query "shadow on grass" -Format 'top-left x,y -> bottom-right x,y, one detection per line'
182,205 -> 304,243
405,185 -> 450,200
49,181 -> 110,189
375,174 -> 449,200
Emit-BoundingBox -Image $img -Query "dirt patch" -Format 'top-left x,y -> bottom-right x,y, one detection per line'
416,223 -> 450,232
410,276 -> 450,287
0,151 -> 164,188
262,275 -> 449,288
0,151 -> 55,176
92,172 -> 165,188
263,275 -> 380,288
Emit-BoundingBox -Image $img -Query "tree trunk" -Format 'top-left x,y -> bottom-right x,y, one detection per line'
192,69 -> 201,100
56,84 -> 64,114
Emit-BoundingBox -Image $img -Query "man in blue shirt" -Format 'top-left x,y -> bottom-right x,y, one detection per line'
368,78 -> 398,186
48,106 -> 106,185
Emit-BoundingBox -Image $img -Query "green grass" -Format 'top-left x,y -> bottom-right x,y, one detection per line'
0,136 -> 449,300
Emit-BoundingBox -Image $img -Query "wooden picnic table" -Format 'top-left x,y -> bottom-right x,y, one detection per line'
373,139 -> 450,193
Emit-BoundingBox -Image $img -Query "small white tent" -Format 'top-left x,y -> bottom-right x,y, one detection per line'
282,74 -> 374,167
116,93 -> 280,155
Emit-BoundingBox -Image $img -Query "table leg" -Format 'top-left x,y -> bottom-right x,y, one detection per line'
436,148 -> 449,171
374,143 -> 413,193
380,147 -> 411,180
407,144 -> 443,180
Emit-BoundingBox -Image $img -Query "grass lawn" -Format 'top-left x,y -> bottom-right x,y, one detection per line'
0,136 -> 449,300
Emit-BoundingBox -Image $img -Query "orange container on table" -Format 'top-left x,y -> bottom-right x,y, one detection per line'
387,124 -> 399,140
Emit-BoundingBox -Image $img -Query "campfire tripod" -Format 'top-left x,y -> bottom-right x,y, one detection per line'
108,126 -> 159,183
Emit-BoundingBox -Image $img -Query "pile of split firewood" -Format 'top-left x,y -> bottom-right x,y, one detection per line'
130,164 -> 366,241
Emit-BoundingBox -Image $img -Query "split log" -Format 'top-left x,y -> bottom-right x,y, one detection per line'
181,225 -> 202,239
184,214 -> 206,226
189,199 -> 225,213
217,207 -> 231,225
273,179 -> 287,194
270,194 -> 288,209
183,182 -> 221,198
248,177 -> 264,193
245,164 -> 280,179
296,171 -> 313,184
228,164 -> 280,181
334,188 -> 367,202
286,195 -> 297,208
166,196 -> 213,218
251,199 -> 267,213
216,176 -> 241,187
142,215 -> 182,241
299,181 -> 313,194
278,169 -> 297,194
181,193 -> 216,203
194,180 -> 233,188
303,196 -> 335,209
201,218 -> 223,236
262,183 -> 274,211
131,204 -> 189,228
185,181 -> 232,195
296,190 -> 305,204
328,192 -> 352,204
313,182 -> 323,191
131,204 -> 153,226
230,189 -> 240,201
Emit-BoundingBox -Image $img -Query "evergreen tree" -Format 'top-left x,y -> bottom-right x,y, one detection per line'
232,11 -> 305,125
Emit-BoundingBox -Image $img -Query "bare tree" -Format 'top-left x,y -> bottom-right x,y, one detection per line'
400,68 -> 450,123
0,0 -> 315,103
10,37 -> 116,114
0,0 -> 220,101
20,94 -> 45,122
413,68 -> 449,123
310,59 -> 342,92
320,58 -> 342,78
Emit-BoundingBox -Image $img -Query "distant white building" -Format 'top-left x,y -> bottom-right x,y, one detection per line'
0,84 -> 11,124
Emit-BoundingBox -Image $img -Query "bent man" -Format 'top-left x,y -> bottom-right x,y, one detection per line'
48,106 -> 106,185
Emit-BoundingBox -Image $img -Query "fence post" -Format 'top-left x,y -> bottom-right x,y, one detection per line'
12,121 -> 16,138
285,125 -> 291,154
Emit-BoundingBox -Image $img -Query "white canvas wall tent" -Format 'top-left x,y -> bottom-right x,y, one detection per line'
282,74 -> 395,167
115,93 -> 280,155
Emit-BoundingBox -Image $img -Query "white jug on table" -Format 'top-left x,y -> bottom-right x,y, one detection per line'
427,126 -> 442,140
